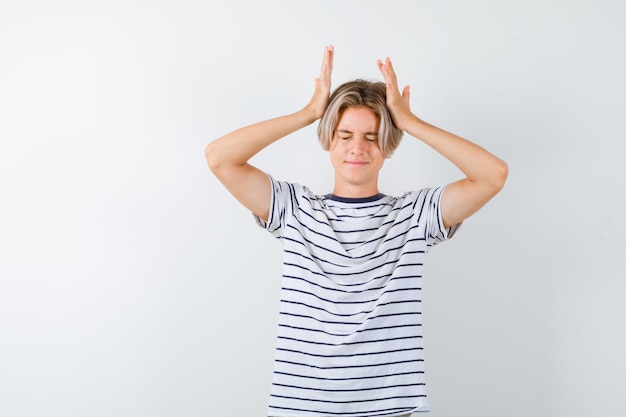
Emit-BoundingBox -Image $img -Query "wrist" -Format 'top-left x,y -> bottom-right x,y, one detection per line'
394,112 -> 422,133
299,106 -> 323,125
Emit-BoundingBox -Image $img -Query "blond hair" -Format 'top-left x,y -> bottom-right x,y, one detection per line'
317,79 -> 403,158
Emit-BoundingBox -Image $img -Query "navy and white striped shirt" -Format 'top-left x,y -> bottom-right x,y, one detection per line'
255,175 -> 459,417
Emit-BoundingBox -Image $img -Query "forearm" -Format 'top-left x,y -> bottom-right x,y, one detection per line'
404,115 -> 508,187
205,108 -> 317,171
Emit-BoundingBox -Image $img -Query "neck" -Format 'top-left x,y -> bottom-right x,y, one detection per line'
331,182 -> 380,199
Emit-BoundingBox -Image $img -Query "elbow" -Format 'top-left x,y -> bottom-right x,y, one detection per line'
205,139 -> 247,177
204,142 -> 222,173
491,159 -> 509,192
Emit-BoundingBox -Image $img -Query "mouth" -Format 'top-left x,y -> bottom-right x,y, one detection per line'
345,161 -> 368,166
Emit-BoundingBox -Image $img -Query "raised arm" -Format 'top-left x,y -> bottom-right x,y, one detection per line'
205,46 -> 334,221
377,57 -> 508,229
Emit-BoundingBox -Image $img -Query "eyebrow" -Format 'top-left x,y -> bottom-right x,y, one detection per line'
336,129 -> 379,135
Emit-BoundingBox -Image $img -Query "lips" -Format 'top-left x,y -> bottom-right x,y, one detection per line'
345,161 -> 368,166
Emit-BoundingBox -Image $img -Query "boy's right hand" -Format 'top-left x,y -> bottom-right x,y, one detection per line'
304,45 -> 334,120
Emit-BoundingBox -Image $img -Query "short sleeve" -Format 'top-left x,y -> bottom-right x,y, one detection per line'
253,174 -> 295,239
420,185 -> 461,247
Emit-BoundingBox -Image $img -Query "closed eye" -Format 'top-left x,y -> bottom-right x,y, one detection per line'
335,130 -> 377,142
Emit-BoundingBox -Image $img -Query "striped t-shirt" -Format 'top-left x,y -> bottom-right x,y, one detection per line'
255,175 -> 459,417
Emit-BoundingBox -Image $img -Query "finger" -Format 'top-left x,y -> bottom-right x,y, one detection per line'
402,85 -> 410,100
377,57 -> 398,89
320,45 -> 334,81
327,45 -> 334,73
376,59 -> 389,83
383,57 -> 399,85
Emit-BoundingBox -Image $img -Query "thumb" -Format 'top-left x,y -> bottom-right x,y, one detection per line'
402,85 -> 410,101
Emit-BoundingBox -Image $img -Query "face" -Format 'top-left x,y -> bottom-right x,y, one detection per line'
329,105 -> 385,197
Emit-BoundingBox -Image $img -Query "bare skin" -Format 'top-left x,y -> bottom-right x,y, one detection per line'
329,105 -> 385,198
205,46 -> 508,228
205,46 -> 334,222
376,57 -> 508,228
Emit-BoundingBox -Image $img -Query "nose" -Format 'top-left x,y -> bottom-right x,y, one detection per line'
349,136 -> 368,153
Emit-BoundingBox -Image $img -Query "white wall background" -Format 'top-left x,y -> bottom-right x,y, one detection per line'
1,1 -> 624,416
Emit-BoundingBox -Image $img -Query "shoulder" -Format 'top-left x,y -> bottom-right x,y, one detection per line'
391,186 -> 446,209
266,174 -> 324,211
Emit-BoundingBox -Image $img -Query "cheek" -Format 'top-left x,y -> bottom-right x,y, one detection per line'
329,139 -> 347,155
368,143 -> 384,158
328,143 -> 342,164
